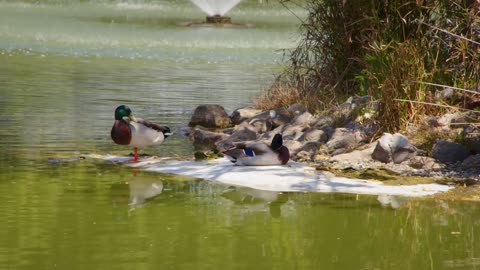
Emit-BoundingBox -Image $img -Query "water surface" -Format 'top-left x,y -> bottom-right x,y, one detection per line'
0,1 -> 479,269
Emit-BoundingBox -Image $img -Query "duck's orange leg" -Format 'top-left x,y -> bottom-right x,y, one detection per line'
134,147 -> 138,162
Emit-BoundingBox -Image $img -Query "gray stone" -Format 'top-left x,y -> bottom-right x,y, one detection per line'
301,141 -> 322,154
215,127 -> 258,150
462,125 -> 480,154
248,118 -> 272,133
230,107 -> 262,125
189,104 -> 231,128
309,115 -> 335,128
424,116 -> 440,127
329,143 -> 375,163
281,124 -> 305,141
298,127 -> 329,143
283,140 -> 304,155
461,154 -> 480,168
260,125 -> 284,141
435,88 -> 461,102
248,108 -> 292,129
407,156 -> 444,170
344,95 -> 371,109
371,133 -> 416,164
431,139 -> 470,163
190,128 -> 228,147
371,138 -> 391,163
295,150 -> 313,161
325,128 -> 366,155
437,113 -> 472,129
234,118 -> 271,134
178,126 -> 193,136
287,103 -> 308,116
292,112 -> 313,126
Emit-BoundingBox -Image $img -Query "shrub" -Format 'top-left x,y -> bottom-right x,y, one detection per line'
258,0 -> 480,132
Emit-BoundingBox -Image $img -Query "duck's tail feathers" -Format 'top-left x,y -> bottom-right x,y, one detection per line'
222,148 -> 246,162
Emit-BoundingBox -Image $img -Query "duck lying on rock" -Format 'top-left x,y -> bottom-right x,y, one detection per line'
111,105 -> 171,162
222,134 -> 290,166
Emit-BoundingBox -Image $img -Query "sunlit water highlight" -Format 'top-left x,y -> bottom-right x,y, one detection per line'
0,1 -> 479,269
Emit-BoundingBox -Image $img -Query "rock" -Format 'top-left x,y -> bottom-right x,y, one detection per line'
234,118 -> 271,134
247,118 -> 272,133
262,124 -> 303,142
215,127 -> 258,150
462,125 -> 480,154
230,107 -> 262,125
435,88 -> 464,103
437,114 -> 456,128
218,127 -> 235,135
292,111 -> 313,126
435,87 -> 457,101
178,126 -> 193,136
324,128 -> 366,155
260,125 -> 285,141
281,124 -> 305,141
190,128 -> 228,147
298,127 -> 329,143
344,95 -> 370,109
189,104 -> 231,128
461,154 -> 480,168
344,121 -> 378,137
407,156 -> 444,170
283,140 -> 304,155
309,115 -> 335,128
371,133 -> 417,164
249,108 -> 292,129
301,141 -> 322,154
329,143 -> 375,163
287,103 -> 307,116
295,150 -> 313,161
423,116 -> 440,127
437,113 -> 472,129
431,139 -> 469,163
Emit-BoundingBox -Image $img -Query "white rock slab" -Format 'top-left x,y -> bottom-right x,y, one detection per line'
92,155 -> 452,197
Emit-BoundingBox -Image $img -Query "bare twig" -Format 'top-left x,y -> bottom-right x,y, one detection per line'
416,20 -> 480,46
394,98 -> 480,113
409,80 -> 480,96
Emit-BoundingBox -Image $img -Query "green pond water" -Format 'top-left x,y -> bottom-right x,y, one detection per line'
0,1 -> 479,269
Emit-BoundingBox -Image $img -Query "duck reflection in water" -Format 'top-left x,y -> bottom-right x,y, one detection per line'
110,174 -> 164,208
128,177 -> 164,207
221,186 -> 289,218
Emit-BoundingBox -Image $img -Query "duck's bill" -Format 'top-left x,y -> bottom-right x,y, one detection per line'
128,115 -> 138,122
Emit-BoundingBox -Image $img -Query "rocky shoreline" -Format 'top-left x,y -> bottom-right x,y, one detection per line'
182,96 -> 480,187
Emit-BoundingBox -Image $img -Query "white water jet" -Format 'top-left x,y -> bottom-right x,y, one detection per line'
190,0 -> 242,16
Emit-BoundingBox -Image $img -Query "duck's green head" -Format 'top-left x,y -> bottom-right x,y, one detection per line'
114,105 -> 136,122
271,134 -> 283,150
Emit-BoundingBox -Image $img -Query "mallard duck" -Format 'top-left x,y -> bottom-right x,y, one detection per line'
111,105 -> 171,162
222,134 -> 289,166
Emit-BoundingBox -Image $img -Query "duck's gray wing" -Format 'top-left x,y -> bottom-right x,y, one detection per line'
136,118 -> 170,133
222,148 -> 248,159
233,141 -> 272,155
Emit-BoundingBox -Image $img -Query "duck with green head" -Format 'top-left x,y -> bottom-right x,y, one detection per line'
111,105 -> 171,162
222,134 -> 290,166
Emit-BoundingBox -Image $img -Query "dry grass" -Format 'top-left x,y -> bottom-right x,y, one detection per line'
253,82 -> 301,111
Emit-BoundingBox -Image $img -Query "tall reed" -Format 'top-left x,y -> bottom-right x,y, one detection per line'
258,0 -> 479,132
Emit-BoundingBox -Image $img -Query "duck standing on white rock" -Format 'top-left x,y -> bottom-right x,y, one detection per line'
223,134 -> 290,166
111,105 -> 171,162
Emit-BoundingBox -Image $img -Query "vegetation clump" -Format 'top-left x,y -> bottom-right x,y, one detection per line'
256,0 -> 480,133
